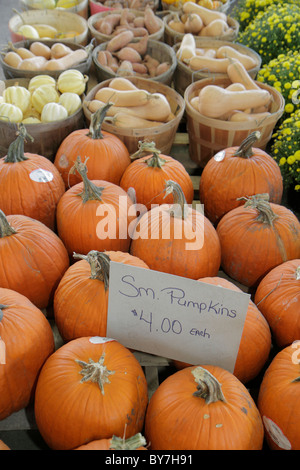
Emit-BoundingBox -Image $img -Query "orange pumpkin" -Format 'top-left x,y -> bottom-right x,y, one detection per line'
56,157 -> 136,256
0,125 -> 65,230
145,365 -> 264,450
130,180 -> 221,279
0,288 -> 54,421
255,259 -> 300,348
199,132 -> 283,225
0,439 -> 10,450
0,210 -> 69,309
216,194 -> 300,288
119,141 -> 194,210
34,336 -> 148,450
54,105 -> 130,188
173,276 -> 272,384
54,250 -> 149,342
258,343 -> 300,450
74,433 -> 147,450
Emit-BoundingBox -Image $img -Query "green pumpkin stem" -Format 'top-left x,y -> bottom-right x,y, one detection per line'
73,251 -> 111,289
75,353 -> 115,395
88,103 -> 113,140
237,193 -> 278,226
4,124 -> 34,163
130,141 -> 166,167
233,131 -> 261,159
70,156 -> 104,203
192,367 -> 226,404
109,433 -> 147,450
164,180 -> 188,220
0,210 -> 16,238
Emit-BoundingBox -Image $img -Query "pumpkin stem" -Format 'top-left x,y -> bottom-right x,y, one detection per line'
233,131 -> 261,159
4,124 -> 34,163
164,180 -> 188,220
110,433 -> 147,450
75,353 -> 115,395
70,156 -> 104,203
73,251 -> 111,289
130,141 -> 166,167
237,193 -> 278,226
88,103 -> 113,140
0,210 -> 16,238
192,367 -> 226,404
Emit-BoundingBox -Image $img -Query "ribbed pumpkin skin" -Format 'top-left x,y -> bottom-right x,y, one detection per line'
54,251 -> 149,342
56,180 -> 135,256
173,277 -> 272,384
254,259 -> 300,348
145,365 -> 264,450
0,215 -> 69,309
54,129 -> 130,188
216,203 -> 300,287
0,288 -> 54,420
34,337 -> 148,450
120,154 -> 194,210
199,149 -> 283,225
130,205 -> 221,280
0,439 -> 10,450
0,154 -> 65,230
258,344 -> 300,450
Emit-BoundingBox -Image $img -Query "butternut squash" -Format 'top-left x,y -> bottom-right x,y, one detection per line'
188,55 -> 230,73
109,77 -> 138,91
184,13 -> 203,34
44,49 -> 88,71
176,33 -> 196,61
50,42 -> 73,59
197,85 -> 272,118
106,112 -> 164,128
17,56 -> 47,71
229,111 -> 271,122
29,42 -> 51,59
94,87 -> 150,107
200,19 -> 229,37
3,51 -> 23,68
182,1 -> 227,25
216,46 -> 257,70
227,60 -> 261,90
226,83 -> 246,91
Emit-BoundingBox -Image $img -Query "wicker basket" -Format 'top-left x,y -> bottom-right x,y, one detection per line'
173,39 -> 261,96
87,9 -> 164,45
163,12 -> 239,46
92,40 -> 177,86
89,0 -> 159,14
184,77 -> 285,168
0,39 -> 93,80
20,0 -> 89,19
8,9 -> 89,45
83,77 -> 185,154
0,78 -> 84,161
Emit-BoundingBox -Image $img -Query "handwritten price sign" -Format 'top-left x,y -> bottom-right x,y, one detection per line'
107,262 -> 250,373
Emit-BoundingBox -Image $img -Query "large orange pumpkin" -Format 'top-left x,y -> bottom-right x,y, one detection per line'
54,105 -> 130,188
173,276 -> 272,384
34,336 -> 148,450
199,131 -> 283,225
74,433 -> 147,450
130,180 -> 221,279
0,440 -> 10,450
0,125 -> 65,230
216,194 -> 300,288
0,210 -> 69,309
145,365 -> 264,450
54,250 -> 149,342
255,259 -> 300,348
0,288 -> 54,420
258,343 -> 300,450
56,157 -> 135,256
119,141 -> 194,210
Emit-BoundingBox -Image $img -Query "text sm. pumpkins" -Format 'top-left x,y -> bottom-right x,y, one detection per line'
54,250 -> 149,342
34,336 -> 148,450
199,131 -> 283,225
0,125 -> 65,231
130,180 -> 221,279
0,210 -> 69,309
54,104 -> 130,188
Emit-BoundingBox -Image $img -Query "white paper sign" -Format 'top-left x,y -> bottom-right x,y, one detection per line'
107,262 -> 250,373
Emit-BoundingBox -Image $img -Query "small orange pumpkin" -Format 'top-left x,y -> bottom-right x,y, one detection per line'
54,104 -> 130,188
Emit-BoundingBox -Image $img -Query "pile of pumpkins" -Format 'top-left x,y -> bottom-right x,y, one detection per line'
0,87 -> 299,450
